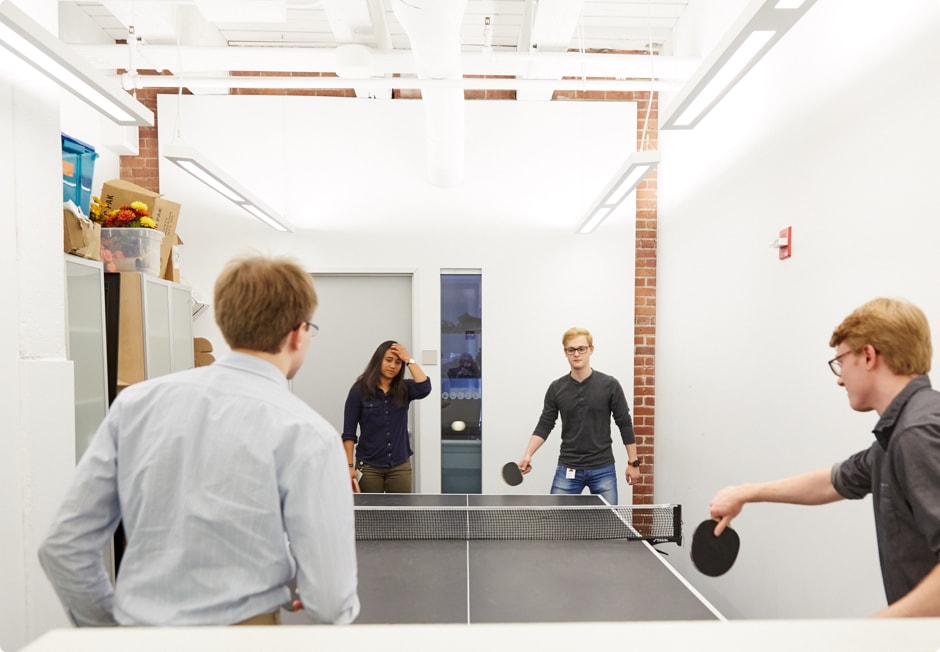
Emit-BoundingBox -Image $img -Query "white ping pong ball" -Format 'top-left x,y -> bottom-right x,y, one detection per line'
451,420 -> 466,432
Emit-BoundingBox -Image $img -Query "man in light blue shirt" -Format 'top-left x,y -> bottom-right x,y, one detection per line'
39,255 -> 360,626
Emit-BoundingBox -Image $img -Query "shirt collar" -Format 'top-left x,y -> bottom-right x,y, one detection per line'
872,374 -> 932,449
214,351 -> 289,389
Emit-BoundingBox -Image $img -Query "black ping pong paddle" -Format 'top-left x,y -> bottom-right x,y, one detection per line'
690,519 -> 740,577
501,462 -> 524,486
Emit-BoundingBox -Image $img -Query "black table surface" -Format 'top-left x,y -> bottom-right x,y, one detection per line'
350,493 -> 721,624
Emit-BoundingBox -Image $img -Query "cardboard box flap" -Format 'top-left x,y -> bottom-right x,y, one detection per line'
63,202 -> 101,261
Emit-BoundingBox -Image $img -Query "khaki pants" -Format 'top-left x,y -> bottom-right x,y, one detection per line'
358,458 -> 413,493
235,611 -> 281,626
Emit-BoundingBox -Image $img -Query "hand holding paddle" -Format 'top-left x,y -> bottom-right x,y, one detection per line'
501,462 -> 524,486
692,486 -> 747,576
690,518 -> 740,577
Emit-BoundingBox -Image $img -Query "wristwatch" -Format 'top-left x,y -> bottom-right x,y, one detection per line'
629,459 -> 640,468
406,358 -> 416,366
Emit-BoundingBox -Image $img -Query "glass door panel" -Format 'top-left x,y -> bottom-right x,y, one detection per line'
440,273 -> 482,494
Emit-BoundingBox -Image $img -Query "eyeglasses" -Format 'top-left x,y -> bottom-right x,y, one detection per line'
564,346 -> 590,356
828,350 -> 851,376
299,321 -> 318,336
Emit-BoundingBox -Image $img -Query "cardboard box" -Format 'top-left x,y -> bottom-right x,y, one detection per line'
117,273 -> 147,385
194,337 -> 215,367
99,179 -> 182,279
164,235 -> 183,283
193,337 -> 214,353
63,205 -> 101,260
194,352 -> 216,367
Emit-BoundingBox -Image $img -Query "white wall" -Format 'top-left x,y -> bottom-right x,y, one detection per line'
657,0 -> 940,619
156,95 -> 640,500
0,1 -> 112,649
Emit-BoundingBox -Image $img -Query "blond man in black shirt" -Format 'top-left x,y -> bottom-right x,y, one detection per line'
518,327 -> 638,505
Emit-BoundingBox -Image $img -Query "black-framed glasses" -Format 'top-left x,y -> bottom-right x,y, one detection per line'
299,321 -> 318,336
828,350 -> 851,376
564,346 -> 590,356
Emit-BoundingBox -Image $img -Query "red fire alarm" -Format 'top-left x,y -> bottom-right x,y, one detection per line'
777,226 -> 792,260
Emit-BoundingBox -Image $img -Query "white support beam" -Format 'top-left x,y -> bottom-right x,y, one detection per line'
72,44 -> 699,81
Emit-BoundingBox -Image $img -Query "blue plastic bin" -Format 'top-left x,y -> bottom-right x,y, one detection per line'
62,133 -> 98,216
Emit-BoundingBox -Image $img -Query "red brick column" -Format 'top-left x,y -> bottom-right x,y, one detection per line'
632,91 -> 658,506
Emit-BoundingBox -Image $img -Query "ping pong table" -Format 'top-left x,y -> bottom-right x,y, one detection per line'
350,493 -> 724,624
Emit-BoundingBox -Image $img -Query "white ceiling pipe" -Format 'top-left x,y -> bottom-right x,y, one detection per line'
132,74 -> 681,92
391,0 -> 468,187
422,88 -> 464,187
73,44 -> 699,81
519,0 -> 585,101
390,0 -> 466,78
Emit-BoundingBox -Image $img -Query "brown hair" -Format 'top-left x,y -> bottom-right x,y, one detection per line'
562,327 -> 594,348
214,255 -> 317,354
829,298 -> 932,375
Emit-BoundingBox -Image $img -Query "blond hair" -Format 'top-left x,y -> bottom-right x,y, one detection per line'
829,298 -> 932,375
562,327 -> 593,348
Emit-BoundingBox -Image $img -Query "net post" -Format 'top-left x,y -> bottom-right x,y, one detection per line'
675,504 -> 683,545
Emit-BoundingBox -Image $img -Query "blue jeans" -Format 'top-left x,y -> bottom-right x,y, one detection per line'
550,463 -> 618,504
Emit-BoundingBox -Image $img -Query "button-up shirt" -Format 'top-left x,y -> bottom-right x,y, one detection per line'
831,374 -> 940,604
342,378 -> 432,467
39,352 -> 360,626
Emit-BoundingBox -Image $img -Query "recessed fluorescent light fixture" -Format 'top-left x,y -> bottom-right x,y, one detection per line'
163,145 -> 293,232
0,0 -> 153,126
576,151 -> 660,234
661,0 -> 819,130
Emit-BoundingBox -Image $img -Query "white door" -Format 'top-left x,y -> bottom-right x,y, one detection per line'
290,273 -> 414,469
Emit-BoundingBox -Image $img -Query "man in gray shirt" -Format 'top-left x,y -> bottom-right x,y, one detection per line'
710,297 -> 940,617
518,327 -> 638,505
40,255 -> 360,626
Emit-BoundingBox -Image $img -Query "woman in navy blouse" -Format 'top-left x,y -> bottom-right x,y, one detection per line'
342,340 -> 431,492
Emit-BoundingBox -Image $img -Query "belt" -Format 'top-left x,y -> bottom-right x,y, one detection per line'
234,611 -> 281,626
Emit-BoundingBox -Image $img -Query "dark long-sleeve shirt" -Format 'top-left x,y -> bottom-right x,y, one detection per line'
342,378 -> 431,467
533,370 -> 635,469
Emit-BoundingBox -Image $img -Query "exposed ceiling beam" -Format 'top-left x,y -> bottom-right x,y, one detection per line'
131,74 -> 682,92
72,43 -> 699,80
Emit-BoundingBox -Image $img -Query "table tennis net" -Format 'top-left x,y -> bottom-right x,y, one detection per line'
355,504 -> 682,544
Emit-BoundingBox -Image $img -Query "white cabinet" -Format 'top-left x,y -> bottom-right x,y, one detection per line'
64,254 -> 109,462
113,272 -> 193,386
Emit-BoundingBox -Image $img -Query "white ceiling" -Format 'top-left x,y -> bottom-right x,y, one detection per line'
63,1 -> 692,54
54,1 -> 787,232
59,0 -> 701,97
